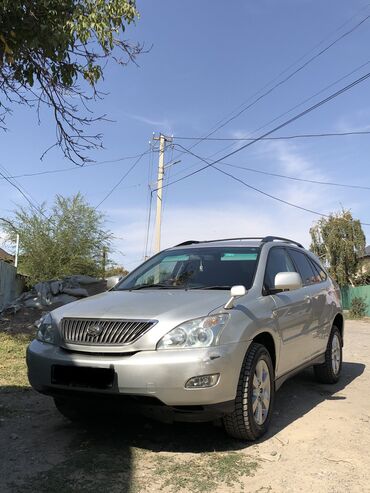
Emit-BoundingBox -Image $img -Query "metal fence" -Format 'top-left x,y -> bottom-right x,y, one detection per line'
0,261 -> 18,311
341,285 -> 370,316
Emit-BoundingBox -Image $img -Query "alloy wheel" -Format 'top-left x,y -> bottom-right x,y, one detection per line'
252,359 -> 271,425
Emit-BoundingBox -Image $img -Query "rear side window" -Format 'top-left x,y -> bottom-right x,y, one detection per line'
264,248 -> 296,291
288,249 -> 316,285
309,258 -> 327,282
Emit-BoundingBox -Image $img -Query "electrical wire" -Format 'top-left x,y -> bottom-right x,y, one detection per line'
172,129 -> 370,142
143,145 -> 155,259
170,145 -> 370,227
219,162 -> 370,191
143,190 -> 154,260
171,7 -> 370,158
162,143 -> 174,215
212,165 -> 370,227
95,149 -> 149,209
169,59 -> 370,181
0,165 -> 49,220
156,70 -> 370,191
0,150 -> 152,181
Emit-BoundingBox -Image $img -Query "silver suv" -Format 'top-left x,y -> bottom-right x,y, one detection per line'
27,236 -> 343,441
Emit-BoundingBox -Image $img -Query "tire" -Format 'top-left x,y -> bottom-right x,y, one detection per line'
314,325 -> 342,384
223,343 -> 275,441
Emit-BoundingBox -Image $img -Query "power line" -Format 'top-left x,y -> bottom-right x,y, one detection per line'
198,13 -> 370,140
170,145 -> 370,227
172,8 -> 370,158
0,165 -> 48,219
0,150 -> 152,181
219,162 -> 370,191
170,144 -> 370,191
237,60 -> 370,144
156,70 -> 370,191
143,145 -> 155,259
172,129 -> 370,142
169,59 -> 370,181
95,149 -> 148,209
143,190 -> 154,260
211,165 -> 370,227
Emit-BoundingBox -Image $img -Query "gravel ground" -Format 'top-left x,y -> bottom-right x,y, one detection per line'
0,319 -> 369,492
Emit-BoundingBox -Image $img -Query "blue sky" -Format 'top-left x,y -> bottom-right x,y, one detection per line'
1,0 -> 370,270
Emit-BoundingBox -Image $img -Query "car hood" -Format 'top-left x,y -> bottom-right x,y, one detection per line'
52,289 -> 229,325
51,289 -> 231,353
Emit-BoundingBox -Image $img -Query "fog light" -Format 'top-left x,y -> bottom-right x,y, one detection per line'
185,374 -> 220,389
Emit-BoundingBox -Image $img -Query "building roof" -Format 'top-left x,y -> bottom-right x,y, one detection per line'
0,247 -> 14,263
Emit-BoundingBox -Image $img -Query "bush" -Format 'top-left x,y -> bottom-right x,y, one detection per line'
349,297 -> 367,319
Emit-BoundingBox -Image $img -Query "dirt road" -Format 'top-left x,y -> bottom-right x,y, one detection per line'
0,319 -> 369,492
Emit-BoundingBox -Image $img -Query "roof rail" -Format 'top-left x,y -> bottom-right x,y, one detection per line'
174,237 -> 264,247
174,236 -> 303,248
261,236 -> 303,248
174,240 -> 201,247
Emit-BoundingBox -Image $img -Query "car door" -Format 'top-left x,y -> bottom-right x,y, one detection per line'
306,256 -> 333,357
263,247 -> 313,376
287,248 -> 322,361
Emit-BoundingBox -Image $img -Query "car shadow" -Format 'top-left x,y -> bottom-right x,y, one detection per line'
72,360 -> 365,454
0,361 -> 364,491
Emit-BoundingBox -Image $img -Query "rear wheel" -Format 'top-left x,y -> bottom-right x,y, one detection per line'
223,343 -> 275,441
314,325 -> 342,384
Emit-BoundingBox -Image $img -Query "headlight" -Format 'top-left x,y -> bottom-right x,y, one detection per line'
36,313 -> 57,345
157,314 -> 229,350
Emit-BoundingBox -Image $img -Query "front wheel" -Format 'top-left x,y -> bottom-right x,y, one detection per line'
223,343 -> 275,441
314,326 -> 342,384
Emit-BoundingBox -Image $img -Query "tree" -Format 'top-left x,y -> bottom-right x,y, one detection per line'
0,0 -> 142,164
310,209 -> 366,286
104,265 -> 129,278
1,193 -> 113,285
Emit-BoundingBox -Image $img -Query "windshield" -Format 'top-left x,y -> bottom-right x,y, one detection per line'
115,246 -> 260,291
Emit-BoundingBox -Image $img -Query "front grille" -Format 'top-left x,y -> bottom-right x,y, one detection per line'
60,318 -> 156,346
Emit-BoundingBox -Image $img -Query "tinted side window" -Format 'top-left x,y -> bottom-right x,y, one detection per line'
289,250 -> 316,285
264,248 -> 296,291
309,258 -> 327,281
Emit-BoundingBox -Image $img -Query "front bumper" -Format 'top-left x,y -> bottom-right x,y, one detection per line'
27,340 -> 248,407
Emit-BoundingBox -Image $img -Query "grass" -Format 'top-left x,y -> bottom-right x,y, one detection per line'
0,332 -> 32,387
9,445 -> 258,493
152,452 -> 259,492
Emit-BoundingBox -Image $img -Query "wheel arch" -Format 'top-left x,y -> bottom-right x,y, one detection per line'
252,331 -> 277,372
333,313 -> 344,345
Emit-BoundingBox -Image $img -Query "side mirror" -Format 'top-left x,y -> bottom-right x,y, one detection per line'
224,285 -> 246,310
274,272 -> 302,291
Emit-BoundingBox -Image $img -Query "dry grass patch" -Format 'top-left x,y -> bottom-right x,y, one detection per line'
151,452 -> 259,492
0,333 -> 32,387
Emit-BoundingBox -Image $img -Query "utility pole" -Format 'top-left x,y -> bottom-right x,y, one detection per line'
153,133 -> 173,253
102,246 -> 108,278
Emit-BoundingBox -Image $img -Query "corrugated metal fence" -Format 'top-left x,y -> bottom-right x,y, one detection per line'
341,285 -> 370,316
0,261 -> 18,311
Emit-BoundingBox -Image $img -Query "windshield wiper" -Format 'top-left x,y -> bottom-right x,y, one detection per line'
128,283 -> 182,290
191,285 -> 231,290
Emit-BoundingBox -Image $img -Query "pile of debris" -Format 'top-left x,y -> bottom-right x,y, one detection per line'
3,275 -> 107,313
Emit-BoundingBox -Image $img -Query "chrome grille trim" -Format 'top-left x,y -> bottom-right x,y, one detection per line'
60,318 -> 156,346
